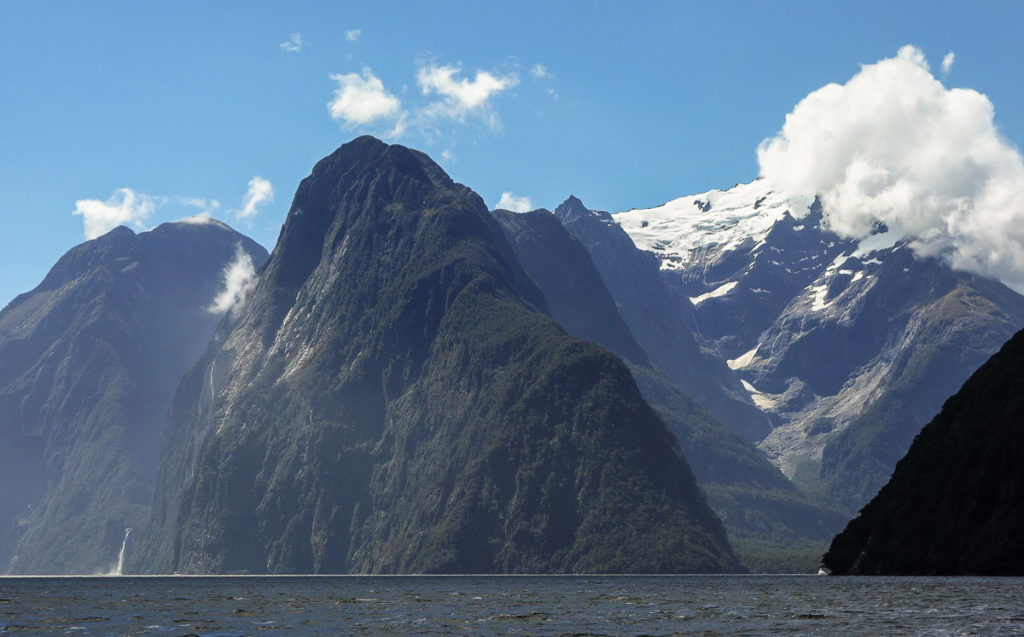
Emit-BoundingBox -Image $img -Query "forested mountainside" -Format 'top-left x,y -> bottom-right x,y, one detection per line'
132,136 -> 740,574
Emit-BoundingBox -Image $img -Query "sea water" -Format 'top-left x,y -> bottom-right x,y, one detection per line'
1,575 -> 1021,635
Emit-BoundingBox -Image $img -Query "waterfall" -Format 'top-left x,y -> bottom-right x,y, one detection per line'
115,527 -> 132,576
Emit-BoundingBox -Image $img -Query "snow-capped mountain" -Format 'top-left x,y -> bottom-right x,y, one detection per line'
613,182 -> 1024,513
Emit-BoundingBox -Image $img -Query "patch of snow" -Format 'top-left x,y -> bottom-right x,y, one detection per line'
809,284 -> 831,312
615,180 -> 814,267
728,346 -> 759,370
741,379 -> 777,410
689,280 -> 738,305
853,229 -> 904,257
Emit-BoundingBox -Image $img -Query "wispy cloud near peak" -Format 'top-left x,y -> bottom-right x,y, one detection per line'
72,188 -> 160,239
496,192 -> 533,213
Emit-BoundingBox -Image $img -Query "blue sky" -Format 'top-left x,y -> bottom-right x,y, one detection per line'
2,1 -> 1023,306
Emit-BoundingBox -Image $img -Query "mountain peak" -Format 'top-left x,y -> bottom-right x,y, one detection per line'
307,136 -> 455,196
555,195 -> 613,225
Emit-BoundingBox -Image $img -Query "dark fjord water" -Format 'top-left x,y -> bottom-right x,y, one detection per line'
2,575 -> 1021,635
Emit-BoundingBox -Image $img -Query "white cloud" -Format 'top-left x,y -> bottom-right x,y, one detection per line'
441,149 -> 454,163
72,188 -> 161,239
238,176 -> 274,219
530,63 -> 551,79
178,212 -> 218,225
328,68 -> 404,128
207,244 -> 257,316
942,51 -> 955,74
758,45 -> 1024,292
178,197 -> 220,211
496,192 -> 534,213
280,32 -> 304,53
345,29 -> 362,42
417,63 -> 518,127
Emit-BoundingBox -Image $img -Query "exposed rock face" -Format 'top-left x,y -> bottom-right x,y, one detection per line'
823,327 -> 1024,575
612,183 -> 1024,513
493,207 -> 846,572
136,137 -> 739,574
0,221 -> 268,574
554,197 -> 770,442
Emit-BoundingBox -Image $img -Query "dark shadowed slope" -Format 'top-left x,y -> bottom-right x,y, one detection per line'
0,222 -> 267,573
823,327 -> 1024,575
135,137 -> 739,574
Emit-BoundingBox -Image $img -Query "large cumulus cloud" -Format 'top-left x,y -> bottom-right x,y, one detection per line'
758,45 -> 1024,292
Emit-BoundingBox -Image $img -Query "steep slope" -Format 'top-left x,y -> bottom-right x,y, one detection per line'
823,327 -> 1024,575
614,183 -> 1024,513
555,197 -> 770,441
0,221 -> 268,574
493,208 -> 845,571
136,136 -> 739,574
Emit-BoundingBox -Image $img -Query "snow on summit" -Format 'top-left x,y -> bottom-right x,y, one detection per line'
615,180 -> 814,269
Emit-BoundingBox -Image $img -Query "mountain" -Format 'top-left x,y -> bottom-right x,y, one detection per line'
823,327 -> 1024,575
493,207 -> 846,572
554,196 -> 770,441
612,181 -> 1024,513
0,221 -> 268,574
134,136 -> 740,574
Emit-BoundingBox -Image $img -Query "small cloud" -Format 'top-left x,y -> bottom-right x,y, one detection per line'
72,188 -> 161,239
207,244 -> 257,316
178,212 -> 217,225
280,32 -> 304,53
441,149 -> 455,163
417,63 -> 518,128
178,197 -> 221,215
496,192 -> 533,213
328,68 -> 404,129
345,28 -> 362,42
941,51 -> 955,74
530,63 -> 551,80
238,177 -> 274,219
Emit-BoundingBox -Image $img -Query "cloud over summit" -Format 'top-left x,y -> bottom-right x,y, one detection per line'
73,188 -> 159,239
758,45 -> 1024,291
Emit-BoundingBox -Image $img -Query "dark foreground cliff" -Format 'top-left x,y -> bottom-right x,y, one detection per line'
134,136 -> 740,574
823,327 -> 1024,575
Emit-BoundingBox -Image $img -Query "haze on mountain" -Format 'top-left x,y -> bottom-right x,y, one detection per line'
0,220 -> 267,574
132,136 -> 740,574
